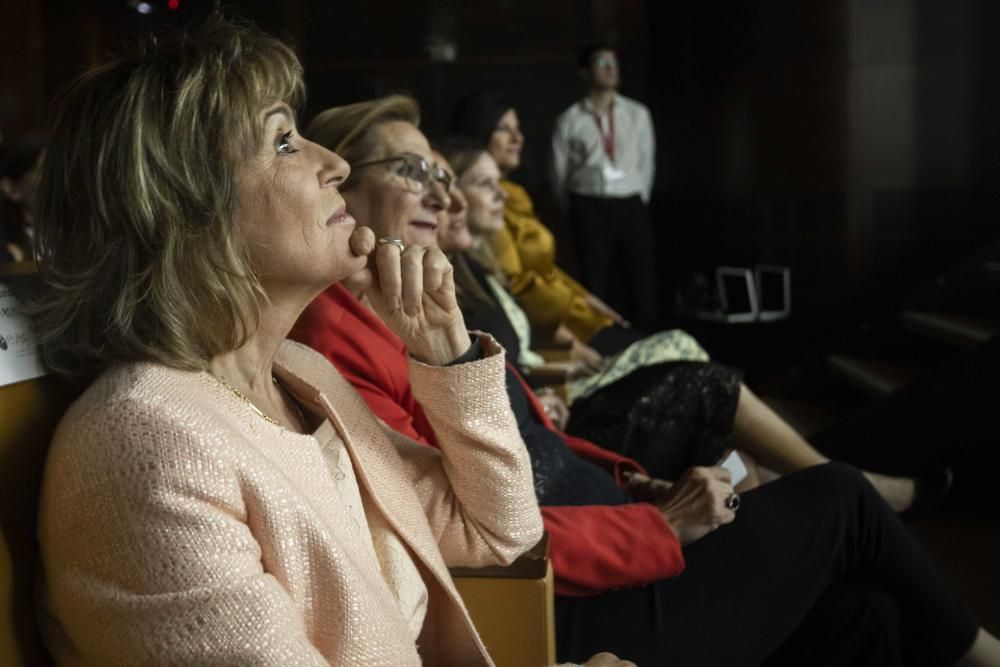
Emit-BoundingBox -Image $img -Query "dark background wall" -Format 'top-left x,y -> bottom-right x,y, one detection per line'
2,0 -> 998,367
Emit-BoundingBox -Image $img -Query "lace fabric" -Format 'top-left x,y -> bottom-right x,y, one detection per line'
567,361 -> 743,481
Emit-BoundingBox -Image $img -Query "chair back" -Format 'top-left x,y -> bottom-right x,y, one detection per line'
0,375 -> 74,666
1,266 -> 73,666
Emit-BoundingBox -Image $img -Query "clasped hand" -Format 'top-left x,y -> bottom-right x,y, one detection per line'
627,466 -> 737,546
349,228 -> 470,366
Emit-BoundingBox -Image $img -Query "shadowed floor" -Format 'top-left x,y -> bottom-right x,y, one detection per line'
909,514 -> 1000,635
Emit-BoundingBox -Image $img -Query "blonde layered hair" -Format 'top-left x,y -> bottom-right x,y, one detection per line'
305,94 -> 420,185
32,17 -> 304,380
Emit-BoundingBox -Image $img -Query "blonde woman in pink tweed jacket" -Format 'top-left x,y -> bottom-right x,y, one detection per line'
25,18 -> 629,667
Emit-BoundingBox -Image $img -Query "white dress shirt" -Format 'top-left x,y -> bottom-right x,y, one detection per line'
551,93 -> 656,208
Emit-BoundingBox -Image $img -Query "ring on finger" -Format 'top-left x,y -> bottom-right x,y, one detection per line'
376,237 -> 405,253
725,493 -> 741,512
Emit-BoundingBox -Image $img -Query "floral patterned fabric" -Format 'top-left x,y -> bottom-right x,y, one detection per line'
567,329 -> 711,403
493,180 -> 613,341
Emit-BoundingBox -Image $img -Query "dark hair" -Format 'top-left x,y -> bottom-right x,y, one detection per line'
451,252 -> 500,313
577,43 -> 616,69
447,90 -> 515,150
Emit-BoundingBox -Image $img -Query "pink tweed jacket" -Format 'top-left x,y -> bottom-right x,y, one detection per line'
38,337 -> 543,666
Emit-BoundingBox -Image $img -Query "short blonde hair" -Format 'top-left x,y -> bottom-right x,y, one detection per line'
32,16 -> 305,380
305,94 -> 420,185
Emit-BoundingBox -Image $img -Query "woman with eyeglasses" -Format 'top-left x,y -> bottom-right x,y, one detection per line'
293,98 -> 730,664
305,97 -> 455,255
293,95 -> 643,666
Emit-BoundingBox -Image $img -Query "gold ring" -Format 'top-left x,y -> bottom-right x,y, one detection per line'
377,237 -> 405,253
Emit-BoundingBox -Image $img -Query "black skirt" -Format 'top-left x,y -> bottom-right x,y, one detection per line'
566,360 -> 743,480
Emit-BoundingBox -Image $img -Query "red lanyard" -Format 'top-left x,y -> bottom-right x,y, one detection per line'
591,104 -> 615,163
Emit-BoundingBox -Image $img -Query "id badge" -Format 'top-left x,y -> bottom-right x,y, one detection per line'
602,164 -> 626,182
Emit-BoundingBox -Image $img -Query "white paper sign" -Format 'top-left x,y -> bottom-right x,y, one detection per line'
0,281 -> 46,386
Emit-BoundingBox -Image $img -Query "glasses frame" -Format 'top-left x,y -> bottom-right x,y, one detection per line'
351,152 -> 452,194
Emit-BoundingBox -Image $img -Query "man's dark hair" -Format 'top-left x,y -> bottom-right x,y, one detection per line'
577,42 -> 616,70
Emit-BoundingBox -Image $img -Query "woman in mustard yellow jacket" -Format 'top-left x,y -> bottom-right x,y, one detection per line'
494,177 -> 617,342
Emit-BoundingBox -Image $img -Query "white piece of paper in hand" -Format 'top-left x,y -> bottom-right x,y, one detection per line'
718,451 -> 748,487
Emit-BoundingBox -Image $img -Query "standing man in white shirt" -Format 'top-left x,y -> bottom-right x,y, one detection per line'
551,44 -> 658,329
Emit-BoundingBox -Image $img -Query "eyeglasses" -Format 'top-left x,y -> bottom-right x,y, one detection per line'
351,152 -> 453,194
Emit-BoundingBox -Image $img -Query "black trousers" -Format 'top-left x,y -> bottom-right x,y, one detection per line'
569,193 -> 659,330
554,463 -> 977,666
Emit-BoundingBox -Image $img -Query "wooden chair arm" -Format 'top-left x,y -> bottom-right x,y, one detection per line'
450,535 -> 555,667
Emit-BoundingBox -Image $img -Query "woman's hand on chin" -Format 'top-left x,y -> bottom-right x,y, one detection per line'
340,226 -> 376,295
364,241 -> 471,366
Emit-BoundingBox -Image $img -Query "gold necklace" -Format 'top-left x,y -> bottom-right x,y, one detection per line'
219,375 -> 306,430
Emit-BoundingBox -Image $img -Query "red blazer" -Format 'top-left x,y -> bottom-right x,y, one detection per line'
291,284 -> 684,596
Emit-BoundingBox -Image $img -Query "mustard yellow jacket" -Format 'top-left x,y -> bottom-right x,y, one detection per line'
491,180 -> 612,342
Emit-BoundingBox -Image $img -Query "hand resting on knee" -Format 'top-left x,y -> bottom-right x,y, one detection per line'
627,466 -> 736,545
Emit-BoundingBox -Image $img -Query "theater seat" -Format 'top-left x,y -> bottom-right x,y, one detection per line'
450,534 -> 556,667
0,373 -> 74,667
1,264 -> 60,665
